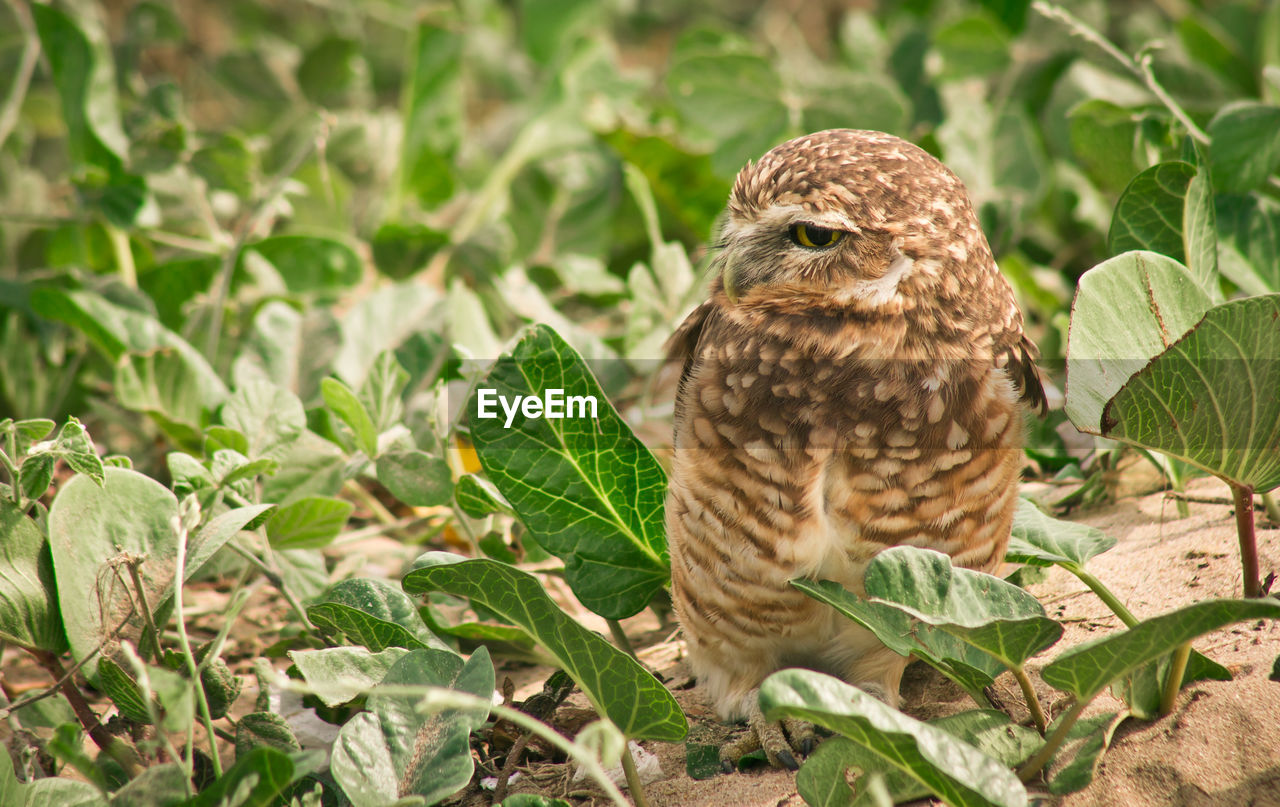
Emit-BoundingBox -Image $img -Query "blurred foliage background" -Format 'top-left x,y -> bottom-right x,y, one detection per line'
2,0 -> 1279,464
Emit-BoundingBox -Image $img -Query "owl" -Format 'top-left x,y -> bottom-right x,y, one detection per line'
665,129 -> 1045,769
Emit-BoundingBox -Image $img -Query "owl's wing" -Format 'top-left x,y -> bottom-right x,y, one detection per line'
1003,333 -> 1047,415
665,300 -> 719,391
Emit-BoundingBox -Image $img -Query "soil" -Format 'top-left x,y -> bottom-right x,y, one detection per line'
3,474 -> 1278,807
495,474 -> 1280,807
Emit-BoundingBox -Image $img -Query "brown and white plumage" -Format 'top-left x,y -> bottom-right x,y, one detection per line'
665,129 -> 1044,762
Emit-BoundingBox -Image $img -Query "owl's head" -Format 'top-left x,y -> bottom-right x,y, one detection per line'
715,129 -> 993,311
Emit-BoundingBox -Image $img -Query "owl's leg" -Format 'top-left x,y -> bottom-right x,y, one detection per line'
718,692 -> 814,771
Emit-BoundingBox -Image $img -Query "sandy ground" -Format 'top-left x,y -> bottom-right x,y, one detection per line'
498,474 -> 1280,807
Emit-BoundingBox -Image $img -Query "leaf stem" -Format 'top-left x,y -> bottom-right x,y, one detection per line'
343,478 -> 398,527
621,742 -> 652,807
607,619 -> 638,660
204,114 -> 330,362
0,445 -> 21,506
1011,665 -> 1047,734
1262,491 -> 1280,525
1032,2 -> 1211,143
1017,696 -> 1090,782
1231,484 -> 1261,597
0,0 -> 38,153
173,513 -> 224,777
1159,641 -> 1192,716
105,223 -> 137,288
33,649 -> 143,777
1065,565 -> 1138,627
124,555 -> 163,664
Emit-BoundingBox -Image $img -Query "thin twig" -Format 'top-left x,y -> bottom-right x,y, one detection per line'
123,555 -> 162,664
0,0 -> 39,153
172,513 -> 224,777
33,649 -> 144,778
203,114 -> 331,361
1033,1 -> 1211,143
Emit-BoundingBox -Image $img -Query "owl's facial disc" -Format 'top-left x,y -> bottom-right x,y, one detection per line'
720,205 -> 856,302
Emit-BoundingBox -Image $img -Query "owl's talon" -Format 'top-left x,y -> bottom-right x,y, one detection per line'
775,748 -> 799,771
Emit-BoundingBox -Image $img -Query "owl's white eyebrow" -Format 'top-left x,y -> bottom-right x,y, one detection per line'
757,204 -> 860,235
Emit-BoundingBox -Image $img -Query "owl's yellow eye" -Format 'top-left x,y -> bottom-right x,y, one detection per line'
789,223 -> 844,249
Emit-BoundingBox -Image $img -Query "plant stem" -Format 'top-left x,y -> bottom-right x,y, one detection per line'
1160,641 -> 1192,717
1032,2 -> 1210,143
33,650 -> 143,777
621,742 -> 651,807
105,223 -> 137,288
0,0 -> 38,153
0,446 -> 21,506
1011,665 -> 1047,734
1066,565 -> 1138,628
173,515 -> 224,777
1017,696 -> 1090,782
204,114 -> 330,362
343,478 -> 398,526
124,556 -> 162,663
227,539 -> 315,631
1263,491 -> 1280,524
1232,484 -> 1261,597
607,619 -> 637,660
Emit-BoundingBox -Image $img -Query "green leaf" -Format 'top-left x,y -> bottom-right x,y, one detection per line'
190,133 -> 257,196
400,22 -> 461,206
1064,251 -> 1212,434
499,796 -> 573,807
931,14 -> 1011,79
307,578 -> 450,653
1042,598 -> 1280,699
330,648 -> 493,807
235,712 -> 302,758
190,747 -> 296,807
30,3 -> 148,226
321,378 -> 378,457
1103,295 -> 1280,492
859,546 -> 1062,669
360,353 -> 410,432
97,658 -> 154,724
403,554 -> 687,742
791,578 -> 1004,698
109,762 -> 187,807
797,711 -> 1042,806
1068,99 -> 1141,192
1006,498 -> 1116,569
1216,193 -> 1280,294
47,467 -> 178,682
1183,161 -> 1219,298
30,290 -> 225,399
3,746 -> 106,806
1107,161 -> 1196,263
666,47 -> 789,179
376,450 -> 453,507
333,282 -> 440,388
221,381 -> 306,462
1045,711 -> 1127,795
467,324 -> 667,619
0,502 -> 69,652
244,235 -> 362,294
266,496 -> 352,550
453,473 -> 512,518
760,669 -> 1028,807
114,349 -> 226,451
289,646 -> 412,707
1207,102 -> 1280,192
297,36 -> 368,108
371,222 -> 448,280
